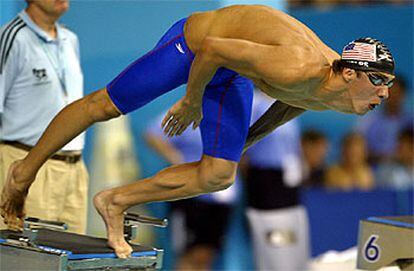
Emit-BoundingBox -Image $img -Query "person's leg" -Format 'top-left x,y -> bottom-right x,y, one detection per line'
0,145 -> 57,228
174,199 -> 211,270
174,200 -> 232,270
0,144 -> 88,232
246,206 -> 310,271
94,74 -> 253,258
176,245 -> 215,271
245,168 -> 308,270
93,155 -> 237,258
24,160 -> 69,224
0,144 -> 24,229
172,75 -> 254,267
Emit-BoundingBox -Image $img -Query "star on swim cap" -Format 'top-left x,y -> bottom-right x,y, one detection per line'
339,37 -> 395,75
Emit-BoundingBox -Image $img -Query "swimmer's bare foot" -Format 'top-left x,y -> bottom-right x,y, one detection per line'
93,190 -> 132,258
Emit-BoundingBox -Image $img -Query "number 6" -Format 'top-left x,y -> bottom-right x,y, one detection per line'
364,235 -> 381,262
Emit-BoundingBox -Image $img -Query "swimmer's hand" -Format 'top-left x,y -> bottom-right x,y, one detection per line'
162,97 -> 203,137
0,160 -> 32,231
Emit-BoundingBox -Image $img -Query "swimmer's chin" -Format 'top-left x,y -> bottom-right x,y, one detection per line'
355,106 -> 372,116
336,106 -> 368,115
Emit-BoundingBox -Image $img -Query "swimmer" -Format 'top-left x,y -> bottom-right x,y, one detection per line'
1,5 -> 395,258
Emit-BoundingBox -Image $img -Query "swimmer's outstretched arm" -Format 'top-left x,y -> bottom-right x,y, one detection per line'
0,89 -> 120,229
163,37 -> 315,136
243,101 -> 305,152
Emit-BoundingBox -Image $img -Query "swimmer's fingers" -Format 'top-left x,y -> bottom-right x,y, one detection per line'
175,111 -> 201,136
162,97 -> 203,136
162,109 -> 181,136
176,122 -> 190,136
169,122 -> 186,137
162,98 -> 188,135
193,116 -> 202,130
164,116 -> 179,136
167,119 -> 178,137
169,115 -> 192,137
162,111 -> 174,129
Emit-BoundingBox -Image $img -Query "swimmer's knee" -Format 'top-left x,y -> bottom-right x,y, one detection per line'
198,156 -> 237,193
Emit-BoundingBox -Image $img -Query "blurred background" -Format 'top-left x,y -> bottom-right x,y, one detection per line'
1,0 -> 413,270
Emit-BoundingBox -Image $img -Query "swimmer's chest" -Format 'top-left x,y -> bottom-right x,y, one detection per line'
252,78 -> 328,111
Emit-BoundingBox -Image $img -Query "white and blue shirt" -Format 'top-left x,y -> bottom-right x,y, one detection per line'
0,10 -> 84,151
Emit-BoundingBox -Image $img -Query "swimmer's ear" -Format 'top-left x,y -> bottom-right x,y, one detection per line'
342,68 -> 357,83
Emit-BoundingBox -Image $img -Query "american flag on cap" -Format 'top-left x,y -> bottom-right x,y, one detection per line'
341,42 -> 377,62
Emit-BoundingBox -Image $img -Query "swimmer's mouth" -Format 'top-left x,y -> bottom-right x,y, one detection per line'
369,103 -> 379,110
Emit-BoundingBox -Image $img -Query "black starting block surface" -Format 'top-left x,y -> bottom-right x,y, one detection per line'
0,229 -> 156,260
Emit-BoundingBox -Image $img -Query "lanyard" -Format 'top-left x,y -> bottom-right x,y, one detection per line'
38,38 -> 68,100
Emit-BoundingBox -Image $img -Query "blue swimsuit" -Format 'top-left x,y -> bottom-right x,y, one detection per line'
107,18 -> 253,162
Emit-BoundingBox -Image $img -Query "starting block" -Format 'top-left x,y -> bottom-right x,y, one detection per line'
0,212 -> 168,270
357,216 -> 414,271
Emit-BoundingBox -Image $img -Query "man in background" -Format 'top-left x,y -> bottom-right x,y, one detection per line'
0,0 -> 87,233
242,91 -> 309,271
